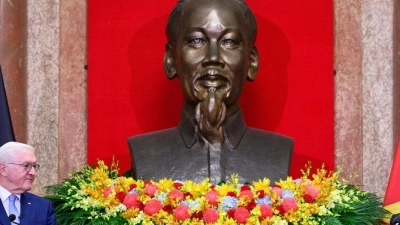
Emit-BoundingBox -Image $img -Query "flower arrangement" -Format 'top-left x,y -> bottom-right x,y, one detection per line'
45,160 -> 389,225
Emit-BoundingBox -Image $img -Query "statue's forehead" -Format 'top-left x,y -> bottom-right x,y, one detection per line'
182,0 -> 243,16
179,0 -> 245,31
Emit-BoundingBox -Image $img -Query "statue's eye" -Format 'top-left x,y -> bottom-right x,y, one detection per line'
221,39 -> 240,49
187,38 -> 205,48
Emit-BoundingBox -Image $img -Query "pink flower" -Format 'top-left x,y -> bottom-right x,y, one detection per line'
259,204 -> 273,219
145,184 -> 159,197
203,208 -> 219,223
169,189 -> 185,202
239,190 -> 254,199
306,185 -> 320,199
282,198 -> 298,212
144,199 -> 162,216
103,186 -> 115,197
174,205 -> 191,221
272,186 -> 282,197
123,193 -> 141,209
234,207 -> 250,223
205,191 -> 220,206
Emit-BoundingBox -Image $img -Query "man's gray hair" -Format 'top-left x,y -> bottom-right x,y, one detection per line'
0,142 -> 35,162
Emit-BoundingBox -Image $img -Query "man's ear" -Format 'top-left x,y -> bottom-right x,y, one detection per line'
247,46 -> 259,81
0,163 -> 6,176
163,43 -> 177,80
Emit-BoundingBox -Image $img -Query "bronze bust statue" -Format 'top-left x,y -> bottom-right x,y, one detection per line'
128,0 -> 293,184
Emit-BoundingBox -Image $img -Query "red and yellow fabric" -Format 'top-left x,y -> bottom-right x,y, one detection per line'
383,136 -> 400,223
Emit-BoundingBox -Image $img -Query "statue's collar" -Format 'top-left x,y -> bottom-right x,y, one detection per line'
178,108 -> 247,149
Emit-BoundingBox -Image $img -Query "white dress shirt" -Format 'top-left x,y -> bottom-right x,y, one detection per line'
0,185 -> 21,216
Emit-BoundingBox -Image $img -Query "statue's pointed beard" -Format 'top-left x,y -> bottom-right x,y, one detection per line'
195,87 -> 227,145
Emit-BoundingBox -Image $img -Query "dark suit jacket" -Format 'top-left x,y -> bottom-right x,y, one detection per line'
128,109 -> 293,184
0,192 -> 56,225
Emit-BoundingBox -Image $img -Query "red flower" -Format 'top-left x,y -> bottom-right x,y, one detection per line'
234,207 -> 250,223
227,191 -> 237,197
123,193 -> 142,209
163,205 -> 173,214
129,184 -> 137,190
239,190 -> 254,199
205,191 -> 220,207
227,209 -> 236,218
145,184 -> 159,197
210,184 -> 216,191
184,192 -> 193,198
116,192 -> 127,202
144,199 -> 162,216
173,182 -> 183,189
259,204 -> 273,219
203,208 -> 219,223
169,189 -> 185,202
282,198 -> 298,212
144,180 -> 152,186
246,199 -> 257,211
174,205 -> 191,221
304,194 -> 314,203
240,185 -> 251,192
276,205 -> 285,214
256,190 -> 266,198
192,211 -> 203,219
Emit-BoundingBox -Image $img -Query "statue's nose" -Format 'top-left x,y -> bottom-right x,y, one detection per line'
202,40 -> 225,67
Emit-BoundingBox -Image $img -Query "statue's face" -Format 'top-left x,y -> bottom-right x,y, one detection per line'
174,0 -> 254,110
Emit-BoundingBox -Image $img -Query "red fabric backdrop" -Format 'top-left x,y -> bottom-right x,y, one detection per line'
88,0 -> 334,178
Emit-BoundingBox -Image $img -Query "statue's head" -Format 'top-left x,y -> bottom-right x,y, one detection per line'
164,0 -> 259,115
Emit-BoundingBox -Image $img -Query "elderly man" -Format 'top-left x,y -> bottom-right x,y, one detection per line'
0,142 -> 56,225
128,0 -> 293,184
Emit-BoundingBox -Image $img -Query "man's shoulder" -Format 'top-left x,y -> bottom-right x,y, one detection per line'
23,192 -> 52,204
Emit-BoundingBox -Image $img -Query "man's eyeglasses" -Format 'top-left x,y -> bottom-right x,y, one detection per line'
7,163 -> 41,172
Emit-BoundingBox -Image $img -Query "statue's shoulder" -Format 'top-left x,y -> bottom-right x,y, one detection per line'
128,127 -> 179,143
127,127 -> 181,152
245,127 -> 294,152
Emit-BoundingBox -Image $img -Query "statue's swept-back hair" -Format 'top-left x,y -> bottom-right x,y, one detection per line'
166,0 -> 257,50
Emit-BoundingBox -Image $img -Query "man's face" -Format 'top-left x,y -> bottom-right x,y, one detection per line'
0,150 -> 36,194
174,0 -> 253,111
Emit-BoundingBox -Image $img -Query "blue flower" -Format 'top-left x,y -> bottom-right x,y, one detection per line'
155,192 -> 168,204
219,196 -> 238,212
129,189 -> 138,195
257,196 -> 271,205
282,190 -> 294,199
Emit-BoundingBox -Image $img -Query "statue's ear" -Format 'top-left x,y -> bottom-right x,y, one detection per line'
164,43 -> 177,80
247,46 -> 259,81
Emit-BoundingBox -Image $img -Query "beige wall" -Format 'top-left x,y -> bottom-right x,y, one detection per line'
0,0 -> 398,197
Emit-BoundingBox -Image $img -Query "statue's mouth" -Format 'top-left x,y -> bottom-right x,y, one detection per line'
193,69 -> 232,100
197,75 -> 227,88
194,69 -> 231,89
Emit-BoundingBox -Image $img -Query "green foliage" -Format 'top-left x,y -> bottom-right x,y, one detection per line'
321,185 -> 390,225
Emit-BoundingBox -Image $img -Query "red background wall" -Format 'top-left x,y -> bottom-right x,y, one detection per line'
88,0 -> 334,178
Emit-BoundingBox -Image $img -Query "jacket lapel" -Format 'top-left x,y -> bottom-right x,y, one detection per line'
0,201 -> 10,225
20,192 -> 33,224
